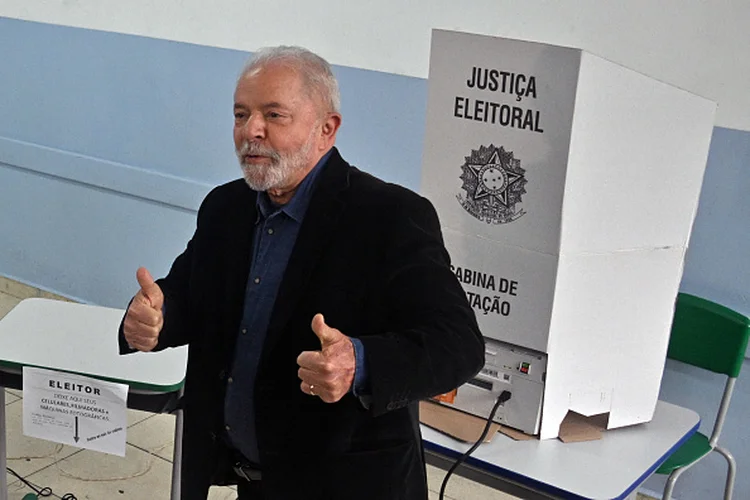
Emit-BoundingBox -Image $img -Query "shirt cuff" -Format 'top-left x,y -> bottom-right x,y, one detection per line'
350,337 -> 370,397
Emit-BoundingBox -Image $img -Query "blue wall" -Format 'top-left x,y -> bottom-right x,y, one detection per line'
0,18 -> 425,305
681,126 -> 750,314
1,18 -> 749,500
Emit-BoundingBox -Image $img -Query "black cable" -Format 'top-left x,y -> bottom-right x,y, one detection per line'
6,466 -> 78,499
439,390 -> 512,500
6,467 -> 52,497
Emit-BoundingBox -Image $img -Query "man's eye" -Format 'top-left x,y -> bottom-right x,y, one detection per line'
267,112 -> 282,119
234,112 -> 246,120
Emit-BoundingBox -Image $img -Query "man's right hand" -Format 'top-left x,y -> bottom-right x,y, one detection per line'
122,267 -> 164,352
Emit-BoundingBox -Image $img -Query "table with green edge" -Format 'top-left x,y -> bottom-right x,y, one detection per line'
0,298 -> 188,500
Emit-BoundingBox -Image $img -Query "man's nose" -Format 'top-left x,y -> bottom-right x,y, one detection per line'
241,114 -> 266,139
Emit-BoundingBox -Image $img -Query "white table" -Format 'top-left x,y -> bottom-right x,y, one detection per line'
422,400 -> 699,500
1,299 -> 698,500
0,298 -> 188,500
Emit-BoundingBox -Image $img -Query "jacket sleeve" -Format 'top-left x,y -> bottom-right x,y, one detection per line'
359,194 -> 485,416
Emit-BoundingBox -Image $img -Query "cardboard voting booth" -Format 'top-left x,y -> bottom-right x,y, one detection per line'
421,30 -> 716,439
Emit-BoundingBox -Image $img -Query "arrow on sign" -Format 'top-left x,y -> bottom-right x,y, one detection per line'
74,416 -> 79,443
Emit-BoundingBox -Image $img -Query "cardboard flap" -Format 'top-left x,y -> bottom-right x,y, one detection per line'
419,400 -> 501,443
557,411 -> 609,443
419,400 -> 539,443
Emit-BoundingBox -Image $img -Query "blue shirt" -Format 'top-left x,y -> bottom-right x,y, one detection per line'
224,149 -> 368,464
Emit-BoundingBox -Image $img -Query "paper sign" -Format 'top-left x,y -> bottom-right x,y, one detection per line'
420,31 -> 580,352
23,366 -> 128,456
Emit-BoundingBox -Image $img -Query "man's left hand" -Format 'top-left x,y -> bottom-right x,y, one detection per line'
297,313 -> 356,403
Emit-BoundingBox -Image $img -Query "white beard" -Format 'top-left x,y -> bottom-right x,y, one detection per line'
236,129 -> 317,192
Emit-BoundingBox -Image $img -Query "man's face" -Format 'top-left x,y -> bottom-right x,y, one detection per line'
233,63 -> 324,192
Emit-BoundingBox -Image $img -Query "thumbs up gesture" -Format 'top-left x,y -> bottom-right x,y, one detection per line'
122,267 -> 165,352
296,314 -> 356,403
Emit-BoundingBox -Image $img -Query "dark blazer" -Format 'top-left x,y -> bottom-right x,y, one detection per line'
120,148 -> 484,499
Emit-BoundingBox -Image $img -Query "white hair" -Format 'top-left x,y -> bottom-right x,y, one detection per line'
239,46 -> 341,114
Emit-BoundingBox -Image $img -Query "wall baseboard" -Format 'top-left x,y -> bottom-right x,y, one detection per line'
0,275 -> 82,304
638,486 -> 666,500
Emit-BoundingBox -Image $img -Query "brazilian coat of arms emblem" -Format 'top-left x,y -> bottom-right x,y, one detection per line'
457,144 -> 527,224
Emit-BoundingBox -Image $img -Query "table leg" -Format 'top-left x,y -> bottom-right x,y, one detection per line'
0,389 -> 8,500
170,391 -> 184,500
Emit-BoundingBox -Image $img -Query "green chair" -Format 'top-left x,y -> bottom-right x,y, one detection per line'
656,293 -> 750,500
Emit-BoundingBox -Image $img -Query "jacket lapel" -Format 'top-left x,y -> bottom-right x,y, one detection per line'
262,148 -> 350,355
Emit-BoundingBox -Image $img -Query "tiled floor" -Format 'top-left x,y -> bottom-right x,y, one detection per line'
0,281 -> 518,499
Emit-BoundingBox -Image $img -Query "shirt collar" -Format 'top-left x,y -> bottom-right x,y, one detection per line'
256,148 -> 333,223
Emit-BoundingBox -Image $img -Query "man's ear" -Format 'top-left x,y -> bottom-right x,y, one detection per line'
321,112 -> 342,146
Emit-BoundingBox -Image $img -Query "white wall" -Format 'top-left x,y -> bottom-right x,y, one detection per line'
2,0 -> 749,131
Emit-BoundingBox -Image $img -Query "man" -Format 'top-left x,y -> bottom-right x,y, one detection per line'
120,46 -> 484,500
